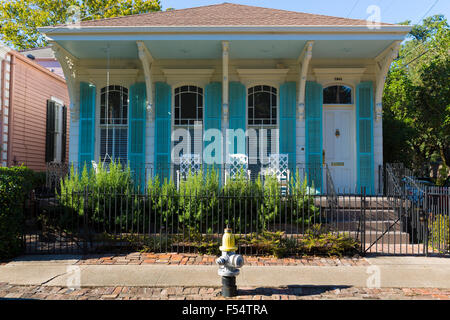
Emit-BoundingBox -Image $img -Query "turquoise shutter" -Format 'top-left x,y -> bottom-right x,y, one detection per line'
356,81 -> 374,195
204,82 -> 222,180
305,81 -> 323,192
129,82 -> 146,189
78,82 -> 96,170
279,82 -> 297,175
228,82 -> 246,154
154,82 -> 172,182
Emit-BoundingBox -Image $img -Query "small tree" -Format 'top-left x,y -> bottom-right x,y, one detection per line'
0,0 -> 161,50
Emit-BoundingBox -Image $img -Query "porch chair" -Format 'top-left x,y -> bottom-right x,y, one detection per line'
176,153 -> 201,189
261,154 -> 290,195
225,153 -> 251,184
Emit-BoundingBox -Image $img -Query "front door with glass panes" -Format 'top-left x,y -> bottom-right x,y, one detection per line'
247,85 -> 279,180
322,85 -> 356,193
173,85 -> 204,176
99,85 -> 128,167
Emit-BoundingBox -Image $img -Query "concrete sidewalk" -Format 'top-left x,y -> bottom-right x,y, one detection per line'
1,255 -> 450,289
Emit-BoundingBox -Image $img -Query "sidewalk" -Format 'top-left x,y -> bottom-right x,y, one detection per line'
1,253 -> 450,299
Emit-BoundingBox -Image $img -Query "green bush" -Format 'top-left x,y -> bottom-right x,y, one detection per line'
58,161 -> 142,233
239,226 -> 359,258
0,166 -> 40,260
429,214 -> 450,252
53,164 -> 326,253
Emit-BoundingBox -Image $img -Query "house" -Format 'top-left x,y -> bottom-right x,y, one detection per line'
20,46 -> 65,78
0,43 -> 70,172
39,3 -> 411,193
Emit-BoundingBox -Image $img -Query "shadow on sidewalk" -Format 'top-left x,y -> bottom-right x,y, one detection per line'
237,285 -> 351,297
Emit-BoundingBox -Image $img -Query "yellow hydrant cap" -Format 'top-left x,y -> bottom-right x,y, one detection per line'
219,228 -> 237,252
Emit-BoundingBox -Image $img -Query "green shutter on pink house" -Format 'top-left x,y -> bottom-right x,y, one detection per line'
279,82 -> 297,175
79,82 -> 96,168
356,81 -> 374,194
129,82 -> 146,189
155,82 -> 172,182
204,82 -> 222,180
228,82 -> 246,154
305,81 -> 323,192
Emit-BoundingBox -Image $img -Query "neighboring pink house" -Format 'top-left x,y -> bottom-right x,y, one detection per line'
0,43 -> 69,171
20,46 -> 64,78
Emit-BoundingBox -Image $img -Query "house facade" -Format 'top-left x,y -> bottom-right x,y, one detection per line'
0,42 -> 69,171
40,3 -> 411,193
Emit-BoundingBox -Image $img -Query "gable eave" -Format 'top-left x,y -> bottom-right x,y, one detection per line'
39,25 -> 412,37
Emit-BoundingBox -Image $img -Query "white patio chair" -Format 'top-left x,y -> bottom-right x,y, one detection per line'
225,153 -> 251,184
176,153 -> 201,189
260,154 -> 290,195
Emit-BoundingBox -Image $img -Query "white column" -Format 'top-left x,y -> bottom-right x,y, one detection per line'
51,43 -> 80,166
373,41 -> 400,193
222,41 -> 229,174
296,41 -> 314,167
137,41 -> 155,170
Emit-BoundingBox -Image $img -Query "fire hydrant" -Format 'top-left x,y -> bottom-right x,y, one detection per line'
216,227 -> 244,297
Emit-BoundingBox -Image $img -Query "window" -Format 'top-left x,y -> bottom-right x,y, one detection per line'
174,85 -> 203,126
247,85 -> 278,178
173,86 -> 203,161
99,85 -> 128,164
323,85 -> 352,104
248,85 -> 277,125
45,100 -> 67,163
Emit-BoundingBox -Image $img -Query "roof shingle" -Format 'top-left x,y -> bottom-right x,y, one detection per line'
70,3 -> 393,27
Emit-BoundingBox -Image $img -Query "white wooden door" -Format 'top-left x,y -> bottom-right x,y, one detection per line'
323,107 -> 355,193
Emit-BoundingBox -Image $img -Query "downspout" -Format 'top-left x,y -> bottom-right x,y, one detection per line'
7,53 -> 14,167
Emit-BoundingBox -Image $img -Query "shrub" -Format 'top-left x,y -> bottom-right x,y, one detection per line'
0,166 -> 40,259
58,161 -> 141,233
238,226 -> 359,258
429,214 -> 450,252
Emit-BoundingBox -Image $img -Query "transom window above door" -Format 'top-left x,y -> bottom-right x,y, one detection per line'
174,85 -> 203,126
248,85 -> 277,126
323,85 -> 352,104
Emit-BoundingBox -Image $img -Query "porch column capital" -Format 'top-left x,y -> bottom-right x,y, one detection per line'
50,42 -> 80,119
222,41 -> 229,122
297,41 -> 314,120
137,41 -> 154,121
374,41 -> 401,122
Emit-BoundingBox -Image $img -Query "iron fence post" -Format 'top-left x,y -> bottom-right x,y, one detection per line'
362,187 -> 367,256
424,186 -> 429,257
83,187 -> 89,255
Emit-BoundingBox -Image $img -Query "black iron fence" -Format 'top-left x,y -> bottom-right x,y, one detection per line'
24,162 -> 449,257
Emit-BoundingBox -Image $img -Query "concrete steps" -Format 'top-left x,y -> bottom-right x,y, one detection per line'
340,231 -> 410,244
330,220 -> 402,232
313,196 -> 413,245
324,209 -> 398,221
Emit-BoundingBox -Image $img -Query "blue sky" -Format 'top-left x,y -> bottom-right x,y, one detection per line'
159,0 -> 450,24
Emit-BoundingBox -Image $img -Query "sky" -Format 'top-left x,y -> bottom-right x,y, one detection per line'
159,0 -> 450,25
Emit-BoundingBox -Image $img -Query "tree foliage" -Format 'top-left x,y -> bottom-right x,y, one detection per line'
383,15 -> 450,181
0,0 -> 161,50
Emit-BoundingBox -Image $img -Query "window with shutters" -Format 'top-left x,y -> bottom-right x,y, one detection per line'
173,85 -> 203,161
323,85 -> 352,104
100,85 -> 128,165
45,100 -> 67,163
247,85 -> 278,176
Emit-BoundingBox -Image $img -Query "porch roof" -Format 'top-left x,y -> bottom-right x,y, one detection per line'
39,3 -> 411,61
